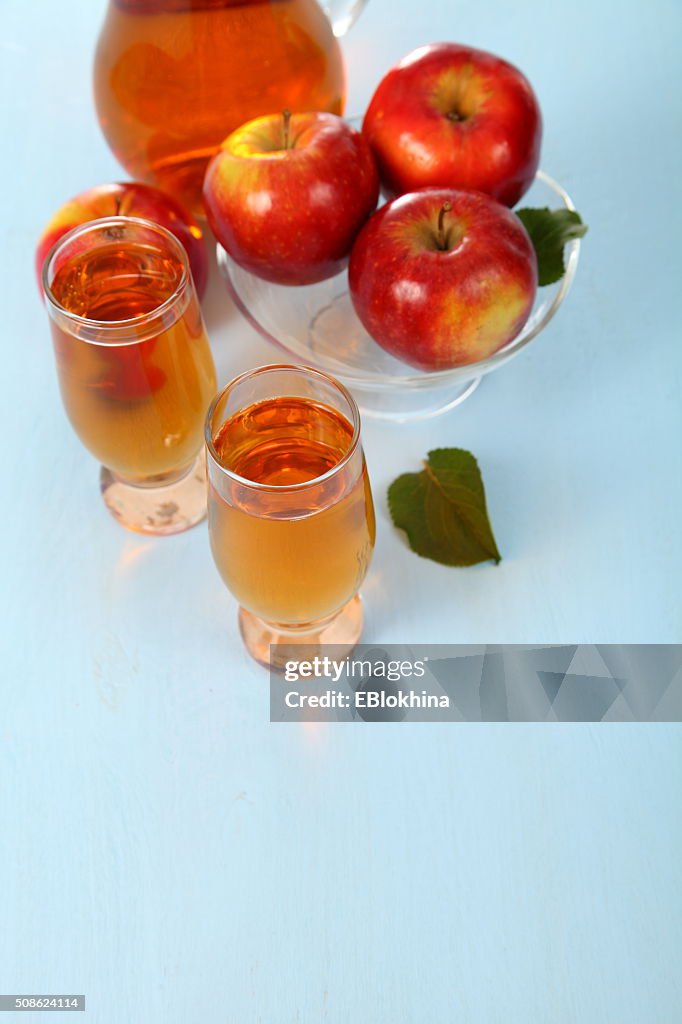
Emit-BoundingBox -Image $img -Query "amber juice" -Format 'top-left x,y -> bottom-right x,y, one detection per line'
95,0 -> 345,212
208,396 -> 375,624
47,227 -> 216,482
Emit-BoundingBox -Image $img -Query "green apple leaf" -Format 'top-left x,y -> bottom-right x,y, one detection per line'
388,448 -> 501,567
515,207 -> 588,287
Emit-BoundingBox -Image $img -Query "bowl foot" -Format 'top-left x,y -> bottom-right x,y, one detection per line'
356,376 -> 481,422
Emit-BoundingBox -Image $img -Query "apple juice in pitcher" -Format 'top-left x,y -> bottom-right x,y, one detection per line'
94,0 -> 359,213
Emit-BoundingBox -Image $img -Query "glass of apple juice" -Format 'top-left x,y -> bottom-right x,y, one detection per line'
205,364 -> 376,669
42,217 -> 217,534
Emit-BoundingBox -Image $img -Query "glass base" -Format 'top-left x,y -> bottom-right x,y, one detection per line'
100,450 -> 207,535
239,595 -> 364,671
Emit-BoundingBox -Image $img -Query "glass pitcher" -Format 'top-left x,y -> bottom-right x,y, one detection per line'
94,0 -> 368,214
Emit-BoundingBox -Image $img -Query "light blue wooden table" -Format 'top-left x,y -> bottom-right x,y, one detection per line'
1,1 -> 681,1020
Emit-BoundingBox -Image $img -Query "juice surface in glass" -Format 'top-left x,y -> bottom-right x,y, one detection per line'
209,395 -> 375,624
95,0 -> 346,212
48,232 -> 216,481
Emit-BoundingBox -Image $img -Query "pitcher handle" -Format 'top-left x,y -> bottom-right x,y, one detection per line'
322,0 -> 368,37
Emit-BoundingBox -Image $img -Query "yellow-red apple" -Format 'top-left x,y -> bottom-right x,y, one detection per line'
363,43 -> 542,207
203,112 -> 379,285
348,189 -> 537,370
35,182 -> 208,297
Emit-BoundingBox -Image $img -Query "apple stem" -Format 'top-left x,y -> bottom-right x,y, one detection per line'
437,202 -> 452,251
282,109 -> 292,150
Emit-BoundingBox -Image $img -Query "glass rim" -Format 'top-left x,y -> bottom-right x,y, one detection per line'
41,215 -> 190,335
205,363 -> 363,493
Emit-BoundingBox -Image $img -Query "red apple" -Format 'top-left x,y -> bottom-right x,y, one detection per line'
203,111 -> 379,285
35,182 -> 208,297
363,43 -> 542,207
348,189 -> 537,370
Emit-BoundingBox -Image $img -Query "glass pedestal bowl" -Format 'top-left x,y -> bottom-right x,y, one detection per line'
217,170 -> 581,422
